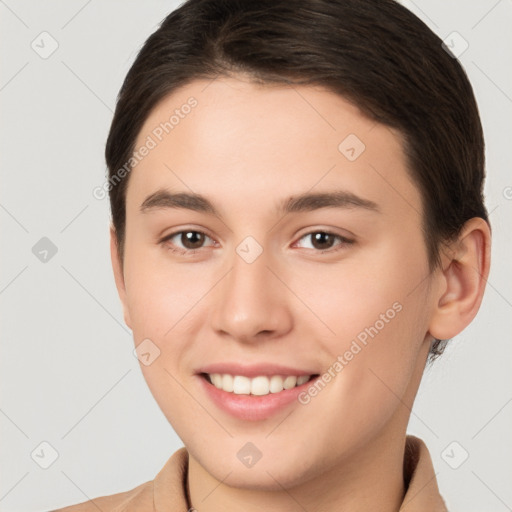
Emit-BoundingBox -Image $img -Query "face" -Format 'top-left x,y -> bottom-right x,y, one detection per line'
114,76 -> 438,489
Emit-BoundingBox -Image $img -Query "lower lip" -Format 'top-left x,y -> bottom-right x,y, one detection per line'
197,374 -> 319,421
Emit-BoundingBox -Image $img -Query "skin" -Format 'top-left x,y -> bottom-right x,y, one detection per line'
111,76 -> 491,511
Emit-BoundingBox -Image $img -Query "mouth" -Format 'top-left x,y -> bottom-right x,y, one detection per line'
195,363 -> 321,421
201,372 -> 319,396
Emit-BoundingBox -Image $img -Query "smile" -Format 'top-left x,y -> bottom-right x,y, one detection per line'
196,363 -> 321,420
203,373 -> 316,396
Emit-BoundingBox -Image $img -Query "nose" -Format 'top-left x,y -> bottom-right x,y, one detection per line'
210,244 -> 293,344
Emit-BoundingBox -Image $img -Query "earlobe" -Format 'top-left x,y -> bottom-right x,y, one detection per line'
428,217 -> 491,341
110,225 -> 132,329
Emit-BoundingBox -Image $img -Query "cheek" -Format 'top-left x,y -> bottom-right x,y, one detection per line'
138,360 -> 208,444
293,244 -> 427,347
298,241 -> 430,413
122,242 -> 210,340
294,297 -> 428,468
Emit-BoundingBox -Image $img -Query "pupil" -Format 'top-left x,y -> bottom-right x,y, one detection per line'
183,231 -> 204,249
312,232 -> 333,250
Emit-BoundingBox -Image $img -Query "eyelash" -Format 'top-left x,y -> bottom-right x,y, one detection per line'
159,229 -> 354,256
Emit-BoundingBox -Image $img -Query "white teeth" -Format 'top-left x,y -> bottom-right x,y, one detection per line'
251,376 -> 270,396
269,375 -> 284,393
233,375 -> 251,394
207,373 -> 312,396
222,374 -> 234,392
283,376 -> 297,389
297,375 -> 309,386
210,373 -> 223,388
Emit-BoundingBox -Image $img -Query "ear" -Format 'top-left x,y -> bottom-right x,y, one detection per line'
429,217 -> 491,341
110,225 -> 132,330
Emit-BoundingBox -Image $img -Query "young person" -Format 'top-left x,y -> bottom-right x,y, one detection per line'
55,0 -> 491,510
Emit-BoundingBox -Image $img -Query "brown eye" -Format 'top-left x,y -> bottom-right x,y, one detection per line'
295,231 -> 354,253
180,231 -> 206,249
161,230 -> 216,254
310,232 -> 337,250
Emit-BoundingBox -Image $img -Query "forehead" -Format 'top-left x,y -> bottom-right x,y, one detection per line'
127,76 -> 421,223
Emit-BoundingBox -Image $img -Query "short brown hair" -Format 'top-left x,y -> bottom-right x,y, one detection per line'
105,0 -> 489,359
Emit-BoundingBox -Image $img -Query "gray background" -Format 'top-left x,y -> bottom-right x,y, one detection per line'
0,1 -> 511,510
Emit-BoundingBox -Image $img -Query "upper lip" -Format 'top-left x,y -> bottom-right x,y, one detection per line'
196,363 -> 319,378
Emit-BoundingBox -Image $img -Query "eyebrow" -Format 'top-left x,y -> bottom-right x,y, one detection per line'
139,189 -> 380,216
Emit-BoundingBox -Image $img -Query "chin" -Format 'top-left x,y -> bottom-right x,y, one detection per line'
195,445 -> 322,491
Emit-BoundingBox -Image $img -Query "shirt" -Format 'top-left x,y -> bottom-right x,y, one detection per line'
52,435 -> 448,511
